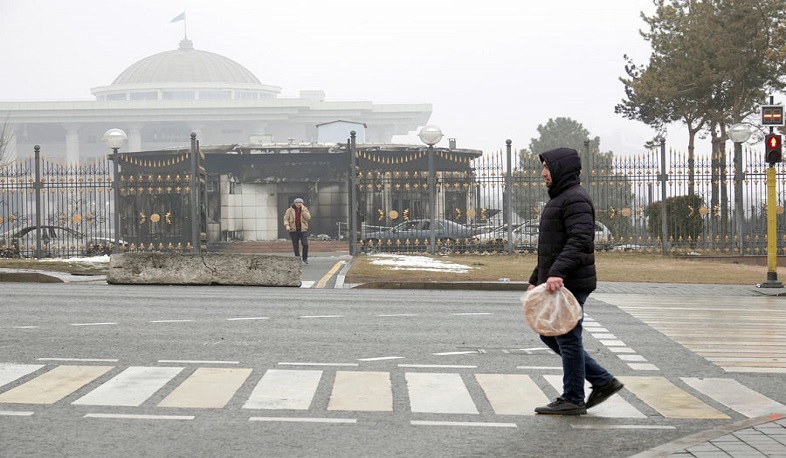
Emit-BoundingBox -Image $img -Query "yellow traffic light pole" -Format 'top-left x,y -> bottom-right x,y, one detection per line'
761,163 -> 783,287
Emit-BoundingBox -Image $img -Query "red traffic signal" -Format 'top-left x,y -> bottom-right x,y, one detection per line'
765,134 -> 782,163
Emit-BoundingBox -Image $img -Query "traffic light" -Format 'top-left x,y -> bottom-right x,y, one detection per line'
765,133 -> 782,163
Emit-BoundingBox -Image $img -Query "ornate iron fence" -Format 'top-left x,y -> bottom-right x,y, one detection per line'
0,142 -> 205,258
0,147 -> 115,258
355,144 -> 786,256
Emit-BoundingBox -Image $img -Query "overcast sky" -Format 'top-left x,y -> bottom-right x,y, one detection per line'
0,0 -> 679,156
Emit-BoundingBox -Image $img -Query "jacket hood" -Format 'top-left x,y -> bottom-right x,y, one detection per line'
538,147 -> 582,196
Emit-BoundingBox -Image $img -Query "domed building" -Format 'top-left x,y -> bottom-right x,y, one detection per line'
91,38 -> 282,102
0,38 -> 431,161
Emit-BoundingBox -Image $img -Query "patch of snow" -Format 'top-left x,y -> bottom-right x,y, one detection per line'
368,254 -> 472,273
37,255 -> 110,264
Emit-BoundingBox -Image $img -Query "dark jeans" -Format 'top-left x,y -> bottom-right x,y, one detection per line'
538,291 -> 614,404
289,231 -> 308,260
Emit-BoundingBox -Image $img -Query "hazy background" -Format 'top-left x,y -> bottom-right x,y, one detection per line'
0,0 -> 684,155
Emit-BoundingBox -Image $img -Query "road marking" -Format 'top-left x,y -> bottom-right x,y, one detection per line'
157,360 -> 239,365
398,364 -> 476,369
357,356 -> 405,362
572,425 -> 676,430
300,281 -> 315,288
681,377 -> 786,418
0,410 -> 34,416
0,364 -> 44,388
70,322 -> 118,327
476,374 -> 549,416
723,367 -> 786,373
411,420 -> 516,428
149,320 -> 193,323
85,413 -> 194,420
72,366 -> 183,407
11,326 -> 38,329
406,372 -> 478,414
0,365 -> 114,404
37,358 -> 118,363
316,261 -> 345,288
249,417 -> 356,424
627,363 -> 660,371
618,355 -> 648,362
432,351 -> 478,356
618,376 -> 729,419
244,369 -> 322,410
328,371 -> 392,412
544,375 -> 646,418
159,367 -> 252,408
516,366 -> 562,370
226,317 -> 269,321
278,362 -> 358,367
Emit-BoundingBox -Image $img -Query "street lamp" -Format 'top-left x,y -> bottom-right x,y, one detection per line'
418,125 -> 443,254
729,123 -> 752,257
103,128 -> 127,255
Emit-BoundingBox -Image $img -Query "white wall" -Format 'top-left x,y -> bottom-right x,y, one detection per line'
220,178 -> 280,241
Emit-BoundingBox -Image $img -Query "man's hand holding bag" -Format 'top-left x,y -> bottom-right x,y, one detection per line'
521,284 -> 582,336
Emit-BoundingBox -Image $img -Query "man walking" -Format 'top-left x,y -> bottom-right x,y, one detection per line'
283,197 -> 311,264
528,147 -> 623,415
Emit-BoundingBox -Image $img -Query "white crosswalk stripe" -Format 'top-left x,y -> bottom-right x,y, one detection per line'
592,294 -> 786,373
73,366 -> 184,407
0,362 -> 784,422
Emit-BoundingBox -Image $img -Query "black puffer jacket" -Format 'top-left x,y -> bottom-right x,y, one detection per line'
528,148 -> 597,293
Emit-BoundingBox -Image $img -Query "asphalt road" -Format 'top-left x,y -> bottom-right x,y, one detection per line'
1,283 -> 784,457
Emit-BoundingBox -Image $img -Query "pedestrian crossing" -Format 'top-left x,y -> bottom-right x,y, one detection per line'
593,294 -> 786,373
1,362 -> 784,424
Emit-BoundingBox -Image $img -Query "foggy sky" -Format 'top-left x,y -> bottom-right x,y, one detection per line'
0,0 -> 687,156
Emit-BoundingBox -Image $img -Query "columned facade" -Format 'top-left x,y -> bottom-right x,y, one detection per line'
0,38 -> 431,161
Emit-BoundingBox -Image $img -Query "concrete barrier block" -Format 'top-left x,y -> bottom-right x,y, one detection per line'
107,253 -> 301,286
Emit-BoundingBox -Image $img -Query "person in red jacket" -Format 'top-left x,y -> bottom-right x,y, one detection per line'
283,197 -> 311,264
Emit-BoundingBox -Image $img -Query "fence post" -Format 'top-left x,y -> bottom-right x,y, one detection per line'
505,140 -> 513,254
349,131 -> 358,255
190,132 -> 200,253
734,142 -> 745,254
33,145 -> 42,258
660,140 -> 669,255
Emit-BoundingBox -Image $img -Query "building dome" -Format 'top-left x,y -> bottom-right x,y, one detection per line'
91,39 -> 281,101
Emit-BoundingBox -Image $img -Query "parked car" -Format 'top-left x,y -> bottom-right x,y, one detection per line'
476,220 -> 613,252
0,225 -> 124,258
475,222 -> 538,252
362,219 -> 479,254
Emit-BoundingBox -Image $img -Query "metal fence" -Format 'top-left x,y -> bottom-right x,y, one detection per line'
0,147 -> 115,258
356,144 -> 786,256
0,142 -> 204,258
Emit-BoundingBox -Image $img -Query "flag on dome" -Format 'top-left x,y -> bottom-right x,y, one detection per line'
170,11 -> 186,23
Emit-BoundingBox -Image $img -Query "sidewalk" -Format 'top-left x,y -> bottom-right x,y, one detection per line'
631,414 -> 786,458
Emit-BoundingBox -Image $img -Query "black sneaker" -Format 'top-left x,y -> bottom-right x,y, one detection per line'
535,397 -> 587,415
302,259 -> 309,265
586,378 -> 624,409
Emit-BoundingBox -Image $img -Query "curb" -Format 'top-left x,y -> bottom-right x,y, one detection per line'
628,413 -> 786,458
352,281 -> 528,291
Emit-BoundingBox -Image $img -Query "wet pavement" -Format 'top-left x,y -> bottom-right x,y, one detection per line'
2,261 -> 785,457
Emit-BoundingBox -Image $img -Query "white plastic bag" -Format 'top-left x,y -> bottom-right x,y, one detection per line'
521,284 -> 582,336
